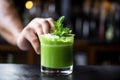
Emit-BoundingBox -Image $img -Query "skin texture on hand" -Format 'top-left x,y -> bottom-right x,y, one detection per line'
0,0 -> 23,45
17,18 -> 54,54
0,0 -> 55,54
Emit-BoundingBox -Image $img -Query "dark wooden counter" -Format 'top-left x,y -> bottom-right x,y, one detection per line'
0,64 -> 120,80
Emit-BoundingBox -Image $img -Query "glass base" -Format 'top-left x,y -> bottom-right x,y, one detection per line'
41,66 -> 73,75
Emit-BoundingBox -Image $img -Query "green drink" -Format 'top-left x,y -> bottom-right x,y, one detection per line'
40,16 -> 74,75
40,34 -> 74,75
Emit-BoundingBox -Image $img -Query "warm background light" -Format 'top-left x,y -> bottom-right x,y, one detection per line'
25,1 -> 33,9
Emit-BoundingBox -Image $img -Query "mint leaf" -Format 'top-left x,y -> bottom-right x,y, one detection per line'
50,16 -> 72,37
57,16 -> 65,24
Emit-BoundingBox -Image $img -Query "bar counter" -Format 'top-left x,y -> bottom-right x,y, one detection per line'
0,64 -> 120,80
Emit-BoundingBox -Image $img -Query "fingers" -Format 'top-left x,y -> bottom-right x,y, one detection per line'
17,27 -> 40,54
35,18 -> 50,34
25,28 -> 40,54
34,18 -> 54,34
45,18 -> 55,28
17,17 -> 54,54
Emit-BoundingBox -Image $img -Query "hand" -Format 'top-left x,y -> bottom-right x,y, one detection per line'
17,18 -> 54,54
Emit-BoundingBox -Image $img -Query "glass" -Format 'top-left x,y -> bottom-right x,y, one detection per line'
40,34 -> 74,75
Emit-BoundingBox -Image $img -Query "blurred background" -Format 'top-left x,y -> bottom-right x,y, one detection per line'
0,0 -> 120,65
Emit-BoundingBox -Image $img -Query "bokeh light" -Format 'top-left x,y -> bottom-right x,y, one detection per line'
25,1 -> 33,9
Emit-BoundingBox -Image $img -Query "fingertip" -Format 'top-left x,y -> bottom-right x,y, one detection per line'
46,18 -> 55,28
36,51 -> 40,55
46,18 -> 54,22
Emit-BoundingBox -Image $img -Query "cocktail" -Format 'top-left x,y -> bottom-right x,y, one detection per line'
40,16 -> 74,75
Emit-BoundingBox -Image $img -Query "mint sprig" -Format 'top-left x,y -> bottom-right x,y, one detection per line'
50,16 -> 72,37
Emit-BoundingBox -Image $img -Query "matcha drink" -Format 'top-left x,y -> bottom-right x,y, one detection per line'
40,16 -> 74,75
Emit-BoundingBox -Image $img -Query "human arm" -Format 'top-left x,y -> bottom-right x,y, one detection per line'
0,0 -> 55,54
17,18 -> 54,54
0,0 -> 23,45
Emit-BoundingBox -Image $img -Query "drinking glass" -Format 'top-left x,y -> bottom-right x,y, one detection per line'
40,34 -> 74,75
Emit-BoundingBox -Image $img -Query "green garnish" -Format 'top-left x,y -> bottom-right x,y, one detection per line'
50,16 -> 72,37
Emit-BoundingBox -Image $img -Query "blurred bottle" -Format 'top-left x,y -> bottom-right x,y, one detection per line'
75,17 -> 82,39
114,4 -> 120,42
73,3 -> 83,39
41,2 -> 59,20
60,0 -> 73,33
98,1 -> 109,41
72,0 -> 84,37
105,2 -> 115,42
82,0 -> 91,39
89,0 -> 100,41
